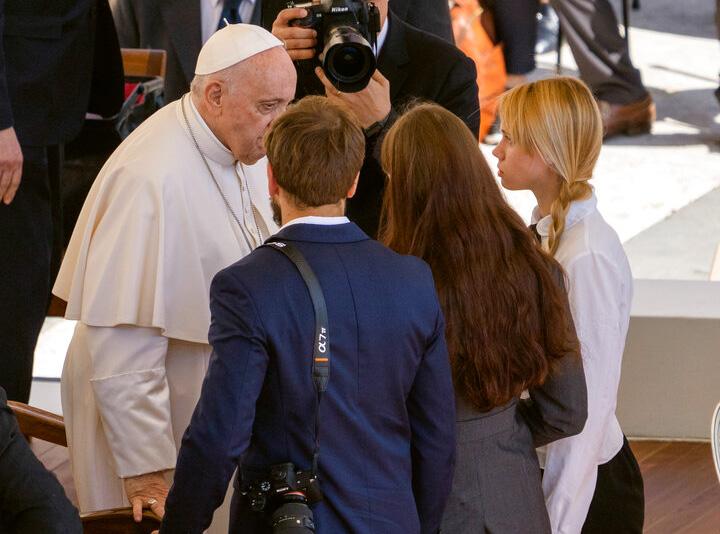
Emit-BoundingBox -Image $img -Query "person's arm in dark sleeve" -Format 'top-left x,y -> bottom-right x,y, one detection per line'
518,351 -> 588,447
517,274 -> 588,447
407,295 -> 456,534
0,389 -> 82,533
160,269 -> 269,533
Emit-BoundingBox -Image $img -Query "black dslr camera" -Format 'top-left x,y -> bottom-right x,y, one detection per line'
243,462 -> 323,533
288,0 -> 381,92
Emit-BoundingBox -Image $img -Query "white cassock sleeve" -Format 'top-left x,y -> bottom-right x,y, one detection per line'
86,324 -> 177,478
542,251 -> 625,534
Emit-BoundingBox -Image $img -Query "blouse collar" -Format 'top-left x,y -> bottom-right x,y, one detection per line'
531,188 -> 597,237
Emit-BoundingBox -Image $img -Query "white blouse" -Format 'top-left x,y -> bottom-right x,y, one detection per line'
533,192 -> 633,534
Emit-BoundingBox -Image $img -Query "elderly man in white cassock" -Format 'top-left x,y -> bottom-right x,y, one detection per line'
52,23 -> 296,531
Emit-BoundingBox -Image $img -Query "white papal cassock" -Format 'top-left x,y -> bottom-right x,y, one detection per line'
53,95 -> 277,532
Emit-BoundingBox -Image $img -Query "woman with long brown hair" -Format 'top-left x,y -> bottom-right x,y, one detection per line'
380,102 -> 587,533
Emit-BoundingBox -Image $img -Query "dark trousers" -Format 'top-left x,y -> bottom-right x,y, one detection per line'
490,0 -> 539,75
581,436 -> 645,533
0,145 -> 61,403
550,0 -> 648,104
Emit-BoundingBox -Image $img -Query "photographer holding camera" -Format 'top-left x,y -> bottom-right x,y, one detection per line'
159,95 -> 457,534
271,0 -> 479,238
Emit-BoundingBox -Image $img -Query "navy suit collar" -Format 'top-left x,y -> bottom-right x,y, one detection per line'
268,222 -> 370,244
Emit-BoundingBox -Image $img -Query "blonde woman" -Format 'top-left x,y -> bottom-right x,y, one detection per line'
492,77 -> 644,534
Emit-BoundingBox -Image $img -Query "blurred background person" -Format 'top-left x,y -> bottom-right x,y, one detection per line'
111,0 -> 263,102
482,0 -> 654,139
486,0 -> 539,90
716,0 -> 719,105
0,0 -> 122,403
550,0 -> 654,138
494,77 -> 644,533
380,102 -> 588,533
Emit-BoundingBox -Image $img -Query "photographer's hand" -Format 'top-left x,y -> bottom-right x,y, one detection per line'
316,68 -> 391,129
272,8 -> 317,61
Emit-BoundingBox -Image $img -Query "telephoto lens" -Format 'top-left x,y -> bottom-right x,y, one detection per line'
322,26 -> 376,92
288,0 -> 381,92
271,492 -> 316,533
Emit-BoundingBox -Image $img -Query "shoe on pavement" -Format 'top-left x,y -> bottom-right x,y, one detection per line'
598,94 -> 656,138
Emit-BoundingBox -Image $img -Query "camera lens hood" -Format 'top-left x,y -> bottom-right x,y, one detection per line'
321,26 -> 376,93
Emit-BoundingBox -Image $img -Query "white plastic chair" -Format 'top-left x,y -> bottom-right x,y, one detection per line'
712,401 -> 720,484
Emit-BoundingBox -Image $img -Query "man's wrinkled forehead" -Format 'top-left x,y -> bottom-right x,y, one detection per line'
238,49 -> 296,98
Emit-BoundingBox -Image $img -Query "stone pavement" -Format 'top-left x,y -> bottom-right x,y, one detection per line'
482,0 -> 720,280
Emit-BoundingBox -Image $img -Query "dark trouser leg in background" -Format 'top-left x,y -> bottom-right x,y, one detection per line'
491,0 -> 540,75
549,0 -> 647,104
581,436 -> 645,534
0,146 -> 54,403
715,0 -> 719,104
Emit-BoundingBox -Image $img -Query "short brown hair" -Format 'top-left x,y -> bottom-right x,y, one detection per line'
265,95 -> 365,207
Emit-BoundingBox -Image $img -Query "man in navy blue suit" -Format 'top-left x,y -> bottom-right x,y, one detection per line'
159,95 -> 456,533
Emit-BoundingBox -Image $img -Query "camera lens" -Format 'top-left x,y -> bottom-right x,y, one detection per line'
271,494 -> 315,533
334,45 -> 364,77
321,26 -> 376,93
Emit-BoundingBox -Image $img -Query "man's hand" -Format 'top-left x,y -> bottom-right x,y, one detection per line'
272,8 -> 317,61
0,127 -> 23,205
123,471 -> 169,522
316,67 -> 391,129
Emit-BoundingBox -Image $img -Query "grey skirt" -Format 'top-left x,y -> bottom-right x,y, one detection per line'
440,398 -> 551,534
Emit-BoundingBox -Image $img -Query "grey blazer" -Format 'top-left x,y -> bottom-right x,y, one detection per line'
441,353 -> 587,533
110,0 -> 262,102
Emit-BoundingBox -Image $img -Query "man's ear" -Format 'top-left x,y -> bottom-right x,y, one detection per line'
346,173 -> 360,199
203,79 -> 223,112
267,163 -> 280,196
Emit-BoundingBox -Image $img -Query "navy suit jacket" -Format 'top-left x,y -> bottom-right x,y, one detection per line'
161,222 -> 456,534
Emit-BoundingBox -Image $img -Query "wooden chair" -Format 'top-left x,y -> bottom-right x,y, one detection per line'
7,401 -> 162,534
121,48 -> 167,79
113,48 -> 167,139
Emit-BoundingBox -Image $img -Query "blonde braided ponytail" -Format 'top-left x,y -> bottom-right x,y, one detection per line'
547,179 -> 592,255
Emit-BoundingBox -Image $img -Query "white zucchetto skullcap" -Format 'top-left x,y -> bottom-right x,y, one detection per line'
195,23 -> 283,75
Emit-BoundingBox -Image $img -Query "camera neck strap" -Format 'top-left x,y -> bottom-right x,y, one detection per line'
262,238 -> 330,473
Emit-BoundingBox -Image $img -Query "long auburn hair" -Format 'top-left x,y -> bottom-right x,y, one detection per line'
380,103 -> 579,412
